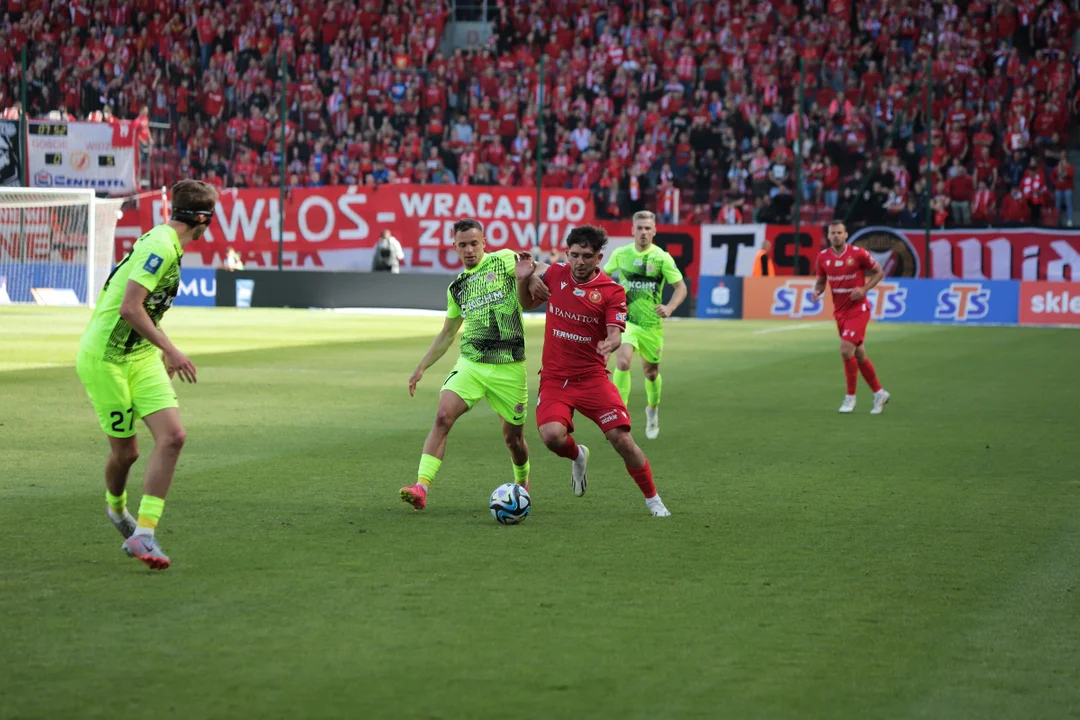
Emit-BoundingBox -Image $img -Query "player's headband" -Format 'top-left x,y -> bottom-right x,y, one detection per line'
172,207 -> 215,226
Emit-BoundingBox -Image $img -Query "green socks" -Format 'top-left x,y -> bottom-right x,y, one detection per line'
417,453 -> 442,488
645,375 -> 662,409
513,460 -> 530,486
612,369 -> 631,406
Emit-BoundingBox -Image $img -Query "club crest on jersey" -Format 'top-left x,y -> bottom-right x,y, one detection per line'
485,272 -> 496,282
144,254 -> 163,274
573,288 -> 585,297
588,290 -> 603,304
846,258 -> 854,265
646,264 -> 656,273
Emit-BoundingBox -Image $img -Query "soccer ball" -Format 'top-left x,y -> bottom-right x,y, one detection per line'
489,483 -> 531,525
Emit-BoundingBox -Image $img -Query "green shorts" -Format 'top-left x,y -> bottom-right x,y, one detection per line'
622,322 -> 664,364
442,357 -> 528,425
76,351 -> 178,438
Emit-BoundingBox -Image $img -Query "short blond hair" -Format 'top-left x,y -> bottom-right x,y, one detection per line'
632,211 -> 656,223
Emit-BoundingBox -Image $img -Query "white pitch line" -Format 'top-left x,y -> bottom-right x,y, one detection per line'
752,323 -> 823,335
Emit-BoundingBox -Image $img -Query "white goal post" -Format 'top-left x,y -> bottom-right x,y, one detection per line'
0,188 -> 125,307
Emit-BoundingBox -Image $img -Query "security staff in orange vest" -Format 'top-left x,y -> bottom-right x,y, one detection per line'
752,239 -> 776,276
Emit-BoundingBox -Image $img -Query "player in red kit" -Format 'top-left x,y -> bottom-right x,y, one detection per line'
515,225 -> 671,517
812,220 -> 891,414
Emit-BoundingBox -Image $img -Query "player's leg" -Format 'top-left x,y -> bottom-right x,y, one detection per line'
536,383 -> 589,496
76,352 -> 140,539
578,378 -> 669,515
602,427 -> 670,517
635,328 -> 664,438
837,316 -> 859,413
611,325 -> 638,405
105,435 -> 140,537
402,388 -> 472,509
500,419 -> 530,489
122,356 -> 184,570
484,362 -> 531,489
854,339 -> 890,414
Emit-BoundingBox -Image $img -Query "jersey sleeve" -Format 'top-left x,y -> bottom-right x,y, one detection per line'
660,251 -> 683,283
126,234 -> 176,292
857,247 -> 879,272
606,284 -> 628,329
494,248 -> 517,274
446,285 -> 462,319
602,246 -> 620,276
539,262 -> 560,289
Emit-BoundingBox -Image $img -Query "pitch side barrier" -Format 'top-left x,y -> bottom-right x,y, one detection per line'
696,276 -> 1080,328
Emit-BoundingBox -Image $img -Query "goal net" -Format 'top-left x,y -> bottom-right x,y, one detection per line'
0,188 -> 124,307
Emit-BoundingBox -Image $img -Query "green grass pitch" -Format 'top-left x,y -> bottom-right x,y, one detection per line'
1,306 -> 1078,720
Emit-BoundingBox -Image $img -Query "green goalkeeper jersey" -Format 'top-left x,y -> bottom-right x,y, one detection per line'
603,244 -> 683,330
446,249 -> 525,364
79,225 -> 183,363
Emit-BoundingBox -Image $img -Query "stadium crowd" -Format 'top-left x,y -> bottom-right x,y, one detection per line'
1,0 -> 1078,228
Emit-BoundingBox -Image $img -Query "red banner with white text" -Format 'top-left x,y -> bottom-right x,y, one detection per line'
130,185 -> 594,272
847,227 -> 1080,281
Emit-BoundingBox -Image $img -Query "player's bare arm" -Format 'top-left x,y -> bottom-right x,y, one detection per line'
851,265 -> 885,302
119,280 -> 196,383
656,279 -> 688,318
514,251 -> 551,310
812,275 -> 828,303
408,315 -> 464,396
597,325 -> 623,361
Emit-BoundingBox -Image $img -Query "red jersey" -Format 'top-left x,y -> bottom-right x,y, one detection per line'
816,245 -> 879,315
539,263 -> 627,381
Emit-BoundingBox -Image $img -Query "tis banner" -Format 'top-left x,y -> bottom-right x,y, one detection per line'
1018,281 -> 1080,326
698,223 -> 824,278
870,279 -> 1020,325
27,121 -> 137,196
0,120 -> 21,187
848,226 -> 1080,282
742,276 -> 1019,325
743,276 -> 836,320
133,185 -> 594,271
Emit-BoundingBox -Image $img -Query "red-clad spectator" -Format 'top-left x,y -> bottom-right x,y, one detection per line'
947,166 -> 975,226
1051,158 -> 1074,227
1021,160 -> 1048,225
1002,186 -> 1032,226
971,181 -> 996,225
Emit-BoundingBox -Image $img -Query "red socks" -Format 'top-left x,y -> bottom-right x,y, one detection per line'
858,358 -> 882,392
627,461 -> 657,499
843,356 -> 858,395
554,435 -> 580,461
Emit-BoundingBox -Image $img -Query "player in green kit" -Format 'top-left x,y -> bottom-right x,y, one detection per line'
76,179 -> 217,570
401,219 -> 550,509
603,211 -> 687,440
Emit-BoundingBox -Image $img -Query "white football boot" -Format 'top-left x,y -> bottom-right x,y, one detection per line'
646,496 -> 671,517
870,389 -> 891,415
644,406 -> 660,439
571,445 -> 589,497
838,395 -> 857,413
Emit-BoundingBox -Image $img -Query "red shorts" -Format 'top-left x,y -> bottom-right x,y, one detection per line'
835,310 -> 870,346
536,375 -> 631,434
